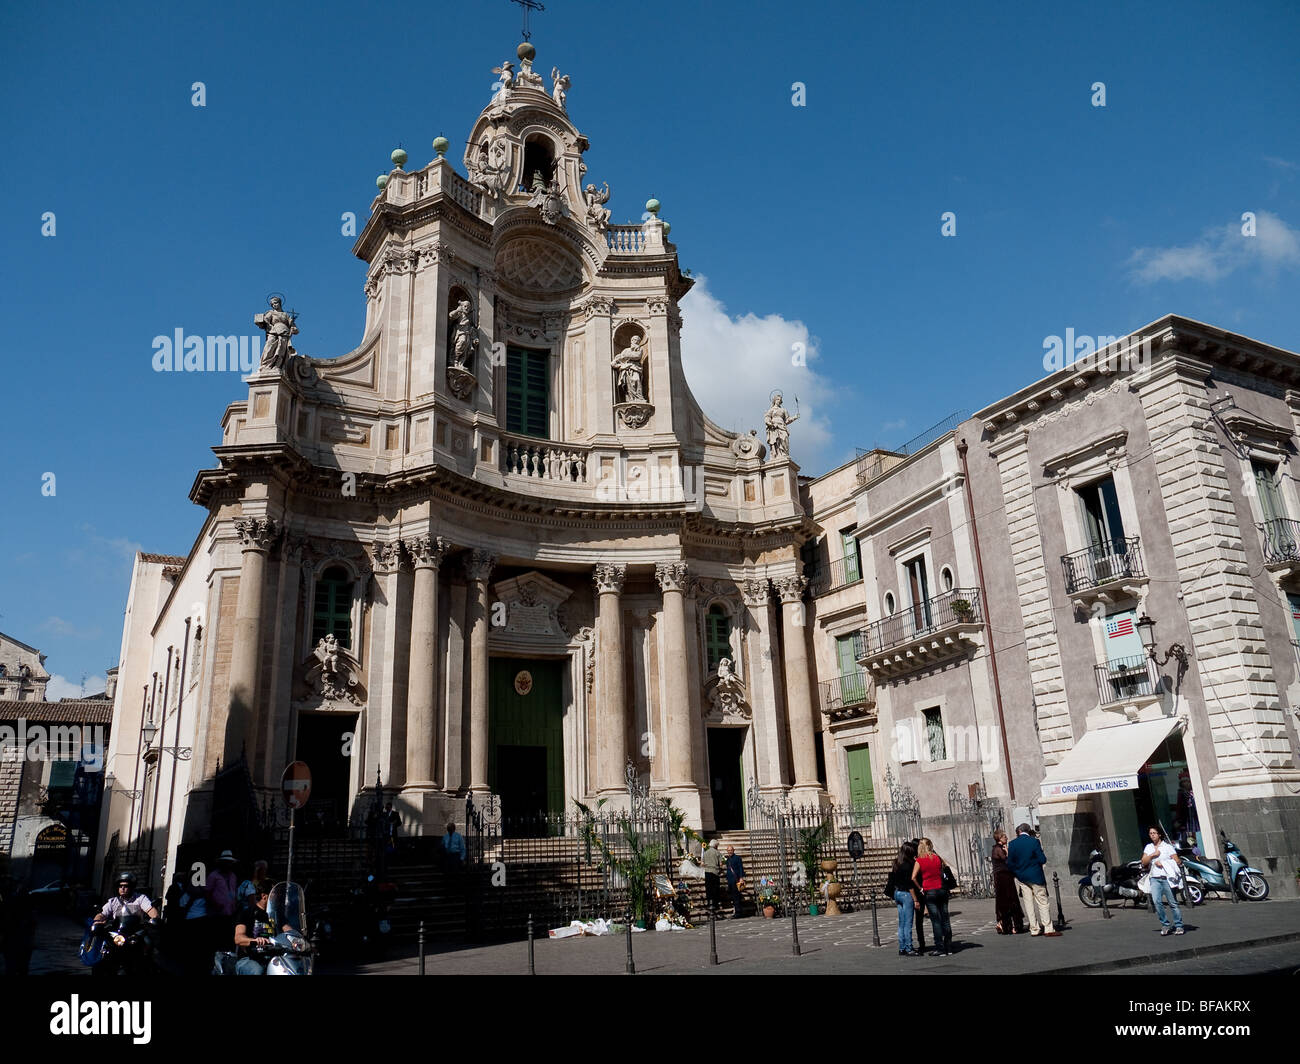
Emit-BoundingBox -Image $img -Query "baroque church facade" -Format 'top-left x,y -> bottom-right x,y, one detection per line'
100,42 -> 822,880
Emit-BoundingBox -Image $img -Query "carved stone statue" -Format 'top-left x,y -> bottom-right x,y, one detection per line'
255,296 -> 299,370
314,634 -> 340,679
710,657 -> 750,718
765,391 -> 800,459
450,299 -> 477,369
469,137 -> 512,197
491,60 -> 515,106
528,172 -> 570,226
612,335 -> 647,402
584,182 -> 611,232
550,67 -> 571,110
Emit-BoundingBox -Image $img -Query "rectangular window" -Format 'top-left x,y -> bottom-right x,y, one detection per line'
923,707 -> 946,762
905,556 -> 932,631
840,529 -> 861,584
506,347 -> 550,439
705,608 -> 732,672
836,634 -> 867,704
1252,460 -> 1286,524
1077,476 -> 1125,550
1103,607 -> 1144,664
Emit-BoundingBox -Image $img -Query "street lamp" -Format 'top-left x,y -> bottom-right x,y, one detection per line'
1136,614 -> 1189,668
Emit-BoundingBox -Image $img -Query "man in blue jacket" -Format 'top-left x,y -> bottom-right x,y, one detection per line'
1005,824 -> 1057,936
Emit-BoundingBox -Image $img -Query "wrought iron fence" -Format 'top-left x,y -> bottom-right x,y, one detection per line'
1260,518 -> 1300,565
945,782 -> 1005,898
809,555 -> 863,597
855,411 -> 968,485
854,587 -> 983,658
1095,655 -> 1161,704
1060,537 -> 1145,594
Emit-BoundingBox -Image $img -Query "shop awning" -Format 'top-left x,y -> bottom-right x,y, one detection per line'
1040,717 -> 1184,799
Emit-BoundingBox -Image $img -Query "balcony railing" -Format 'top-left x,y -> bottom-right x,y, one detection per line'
500,433 -> 591,484
855,587 -> 983,658
819,670 -> 874,714
1095,655 -> 1162,705
1260,518 -> 1300,565
809,556 -> 863,596
1061,537 -> 1145,595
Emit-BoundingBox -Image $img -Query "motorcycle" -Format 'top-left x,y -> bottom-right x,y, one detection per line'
213,881 -> 314,975
1078,848 -> 1147,908
1175,834 -> 1269,901
79,909 -> 160,975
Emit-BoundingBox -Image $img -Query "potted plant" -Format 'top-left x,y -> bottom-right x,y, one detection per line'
757,876 -> 780,918
950,597 -> 973,621
574,800 -> 662,929
797,820 -> 831,914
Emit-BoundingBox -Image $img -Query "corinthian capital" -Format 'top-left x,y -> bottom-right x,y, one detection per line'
234,517 -> 279,552
463,549 -> 497,583
774,575 -> 808,605
404,536 -> 447,570
654,562 -> 689,594
740,577 -> 771,608
370,540 -> 405,574
593,563 -> 627,595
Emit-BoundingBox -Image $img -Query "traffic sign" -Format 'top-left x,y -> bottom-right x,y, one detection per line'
281,761 -> 312,809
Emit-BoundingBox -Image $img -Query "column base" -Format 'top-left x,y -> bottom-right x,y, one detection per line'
790,785 -> 830,810
399,785 -> 465,836
659,786 -> 703,830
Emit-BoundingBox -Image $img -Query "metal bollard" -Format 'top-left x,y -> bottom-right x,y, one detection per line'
709,905 -> 718,966
790,899 -> 801,957
870,885 -> 880,947
1052,872 -> 1067,931
418,919 -> 426,976
528,913 -> 535,975
625,904 -> 636,975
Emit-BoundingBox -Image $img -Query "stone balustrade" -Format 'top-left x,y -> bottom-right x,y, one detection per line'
501,434 -> 590,484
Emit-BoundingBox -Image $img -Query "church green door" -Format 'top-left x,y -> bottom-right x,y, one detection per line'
489,657 -> 565,824
846,743 -> 874,810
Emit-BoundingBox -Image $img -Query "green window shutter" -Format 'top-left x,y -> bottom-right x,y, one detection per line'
1253,461 -> 1284,524
312,567 -> 354,649
841,531 -> 860,583
507,347 -> 550,439
706,607 -> 732,671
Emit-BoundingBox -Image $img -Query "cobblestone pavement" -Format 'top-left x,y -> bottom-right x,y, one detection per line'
335,895 -> 1300,977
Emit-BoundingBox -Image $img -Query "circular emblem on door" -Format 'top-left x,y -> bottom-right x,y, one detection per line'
514,670 -> 534,696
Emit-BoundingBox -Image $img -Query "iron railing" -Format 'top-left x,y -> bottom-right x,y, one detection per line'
1095,655 -> 1162,704
855,410 -> 968,485
818,670 -> 875,714
855,587 -> 983,658
810,555 -> 862,596
1061,537 -> 1145,594
1260,518 -> 1300,565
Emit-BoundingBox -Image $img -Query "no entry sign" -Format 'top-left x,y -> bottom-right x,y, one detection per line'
281,761 -> 312,809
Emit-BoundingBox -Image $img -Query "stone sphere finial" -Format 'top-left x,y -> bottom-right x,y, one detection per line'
662,221 -> 672,235
645,197 -> 661,215
391,147 -> 408,168
432,135 -> 449,158
517,41 -> 536,61
376,174 -> 389,190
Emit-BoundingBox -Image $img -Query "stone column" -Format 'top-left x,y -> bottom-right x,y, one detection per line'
404,536 -> 446,789
594,562 -> 628,796
465,550 -> 497,793
775,575 -> 820,795
262,535 -> 305,786
743,577 -> 789,794
655,562 -> 694,789
225,517 -> 277,767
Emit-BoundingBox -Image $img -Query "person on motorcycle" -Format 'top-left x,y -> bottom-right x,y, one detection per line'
1141,825 -> 1186,936
94,872 -> 159,926
233,880 -> 293,974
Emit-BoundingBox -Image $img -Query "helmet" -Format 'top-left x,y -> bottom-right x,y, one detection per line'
117,872 -> 137,889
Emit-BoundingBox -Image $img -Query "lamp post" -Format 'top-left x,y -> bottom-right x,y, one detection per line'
1136,614 -> 1189,673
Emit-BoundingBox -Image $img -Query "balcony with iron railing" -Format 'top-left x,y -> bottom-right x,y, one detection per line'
1094,655 -> 1163,708
1061,537 -> 1146,600
818,669 -> 876,723
854,587 -> 984,679
1259,518 -> 1300,568
808,556 -> 863,597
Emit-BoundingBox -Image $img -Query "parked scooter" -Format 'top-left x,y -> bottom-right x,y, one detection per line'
1175,834 -> 1269,901
1078,847 -> 1146,907
213,882 -> 314,975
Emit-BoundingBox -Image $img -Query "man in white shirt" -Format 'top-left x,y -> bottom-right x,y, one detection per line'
1141,826 -> 1185,936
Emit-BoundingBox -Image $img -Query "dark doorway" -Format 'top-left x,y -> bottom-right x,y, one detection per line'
708,728 -> 747,831
497,746 -> 549,835
295,712 -> 357,831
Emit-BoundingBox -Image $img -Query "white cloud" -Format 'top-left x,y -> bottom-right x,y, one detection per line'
45,674 -> 107,701
41,616 -> 102,640
678,276 -> 838,471
1128,210 -> 1300,284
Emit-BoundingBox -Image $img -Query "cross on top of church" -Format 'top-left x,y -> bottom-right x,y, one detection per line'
510,0 -> 545,41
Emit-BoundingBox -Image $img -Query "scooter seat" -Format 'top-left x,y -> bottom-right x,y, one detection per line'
1202,858 -> 1223,874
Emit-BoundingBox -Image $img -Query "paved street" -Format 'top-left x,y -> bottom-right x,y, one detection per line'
334,894 -> 1300,977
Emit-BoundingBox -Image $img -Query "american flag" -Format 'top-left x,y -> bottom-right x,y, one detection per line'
1107,617 -> 1134,639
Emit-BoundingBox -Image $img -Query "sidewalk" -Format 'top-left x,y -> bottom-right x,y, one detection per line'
338,894 -> 1300,976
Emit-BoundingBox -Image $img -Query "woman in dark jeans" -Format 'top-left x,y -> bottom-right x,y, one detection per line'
991,829 -> 1025,934
884,843 -> 922,956
911,836 -> 955,956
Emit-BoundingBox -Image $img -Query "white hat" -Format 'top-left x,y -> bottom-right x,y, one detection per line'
217,849 -> 237,863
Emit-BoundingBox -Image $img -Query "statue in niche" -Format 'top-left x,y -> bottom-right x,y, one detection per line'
256,295 -> 299,370
550,67 -> 571,111
584,182 -> 611,232
450,299 -> 477,369
470,137 -> 511,197
528,171 -> 570,225
612,335 -> 647,402
764,391 -> 800,459
710,657 -> 749,718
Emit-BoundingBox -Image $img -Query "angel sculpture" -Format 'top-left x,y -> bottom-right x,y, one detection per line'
490,60 -> 515,107
469,137 -> 512,196
550,67 -> 571,111
314,633 -> 341,679
584,182 -> 611,232
528,171 -> 570,226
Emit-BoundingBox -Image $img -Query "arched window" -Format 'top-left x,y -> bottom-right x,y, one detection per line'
521,135 -> 556,190
705,605 -> 732,672
884,592 -> 896,616
941,566 -> 955,592
312,567 -> 355,649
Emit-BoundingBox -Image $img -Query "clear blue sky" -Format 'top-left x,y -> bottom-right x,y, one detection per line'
2,0 -> 1298,693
